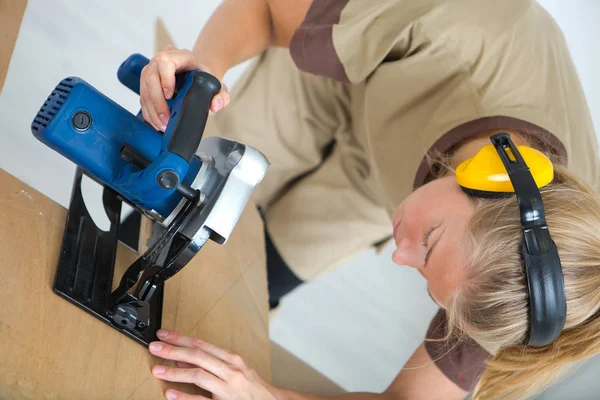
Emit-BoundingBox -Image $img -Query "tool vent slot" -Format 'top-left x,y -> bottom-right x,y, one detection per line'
31,78 -> 74,132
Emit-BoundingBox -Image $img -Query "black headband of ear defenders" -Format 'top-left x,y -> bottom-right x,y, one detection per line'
487,133 -> 566,346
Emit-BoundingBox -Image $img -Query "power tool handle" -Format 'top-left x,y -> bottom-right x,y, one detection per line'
117,53 -> 149,95
118,53 -> 221,163
168,71 -> 221,162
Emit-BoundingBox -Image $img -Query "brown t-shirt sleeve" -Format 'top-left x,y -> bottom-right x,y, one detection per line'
425,309 -> 492,392
289,0 -> 350,82
289,0 -> 438,84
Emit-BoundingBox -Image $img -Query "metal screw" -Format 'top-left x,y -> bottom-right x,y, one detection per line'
144,209 -> 164,222
157,170 -> 180,189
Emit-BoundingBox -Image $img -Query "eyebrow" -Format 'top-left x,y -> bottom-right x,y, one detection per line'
424,227 -> 444,268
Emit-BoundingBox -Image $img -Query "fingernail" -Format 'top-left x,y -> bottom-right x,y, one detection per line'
149,342 -> 163,352
159,114 -> 169,128
163,88 -> 170,98
156,329 -> 168,338
166,390 -> 178,399
153,366 -> 166,374
214,97 -> 223,112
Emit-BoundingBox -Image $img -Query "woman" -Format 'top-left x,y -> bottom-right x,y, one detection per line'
139,0 -> 600,398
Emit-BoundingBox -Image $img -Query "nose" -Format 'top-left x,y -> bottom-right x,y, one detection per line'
392,237 -> 426,269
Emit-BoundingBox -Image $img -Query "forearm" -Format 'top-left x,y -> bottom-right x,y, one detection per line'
192,0 -> 273,79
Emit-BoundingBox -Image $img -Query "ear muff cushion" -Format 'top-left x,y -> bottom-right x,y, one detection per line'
456,144 -> 554,194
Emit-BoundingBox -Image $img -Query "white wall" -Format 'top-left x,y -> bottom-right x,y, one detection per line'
0,0 -> 246,209
536,0 -> 600,133
2,1 -> 599,399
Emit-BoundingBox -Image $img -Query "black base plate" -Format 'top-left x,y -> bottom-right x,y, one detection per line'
53,168 -> 162,346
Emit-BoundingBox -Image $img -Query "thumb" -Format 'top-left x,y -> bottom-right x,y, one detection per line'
210,83 -> 230,113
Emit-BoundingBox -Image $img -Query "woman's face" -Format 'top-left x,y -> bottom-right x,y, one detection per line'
391,176 -> 475,307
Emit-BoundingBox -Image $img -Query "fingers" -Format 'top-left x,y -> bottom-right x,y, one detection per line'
155,330 -> 201,349
161,49 -> 198,73
194,62 -> 229,114
152,49 -> 196,100
139,48 -> 197,131
152,366 -> 226,396
154,52 -> 176,100
140,46 -> 231,131
156,329 -> 243,366
149,341 -> 232,380
210,84 -> 229,114
140,97 -> 159,131
164,389 -> 209,400
177,361 -> 196,369
141,62 -> 170,131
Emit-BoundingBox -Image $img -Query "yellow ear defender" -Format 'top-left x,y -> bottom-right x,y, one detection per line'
456,132 -> 565,347
456,141 -> 554,196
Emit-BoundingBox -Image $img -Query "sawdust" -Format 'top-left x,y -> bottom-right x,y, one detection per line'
17,379 -> 35,399
18,189 -> 33,201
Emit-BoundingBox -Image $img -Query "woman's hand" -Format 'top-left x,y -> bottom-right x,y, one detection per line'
140,45 -> 231,132
149,329 -> 276,400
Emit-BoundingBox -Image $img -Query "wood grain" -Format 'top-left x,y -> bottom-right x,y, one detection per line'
0,169 -> 270,399
0,0 -> 27,94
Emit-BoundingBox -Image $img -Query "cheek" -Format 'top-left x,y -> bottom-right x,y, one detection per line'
426,278 -> 449,308
425,236 -> 467,305
396,183 -> 435,223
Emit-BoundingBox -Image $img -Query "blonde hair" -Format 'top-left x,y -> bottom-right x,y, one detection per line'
445,165 -> 600,399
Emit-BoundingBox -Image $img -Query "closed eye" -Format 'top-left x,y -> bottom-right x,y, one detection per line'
423,225 -> 444,268
422,227 -> 434,247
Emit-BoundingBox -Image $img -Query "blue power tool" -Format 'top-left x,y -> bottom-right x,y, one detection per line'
31,54 -> 269,346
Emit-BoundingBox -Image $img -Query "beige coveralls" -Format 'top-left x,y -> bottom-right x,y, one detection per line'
208,0 -> 599,390
214,0 -> 598,280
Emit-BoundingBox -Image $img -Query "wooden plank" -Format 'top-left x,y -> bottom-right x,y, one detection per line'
0,168 -> 270,399
0,0 -> 27,94
155,18 -> 173,53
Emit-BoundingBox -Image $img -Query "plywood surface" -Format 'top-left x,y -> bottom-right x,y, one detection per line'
0,168 -> 270,399
0,0 -> 27,94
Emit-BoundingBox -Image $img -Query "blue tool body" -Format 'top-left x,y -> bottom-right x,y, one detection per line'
31,54 -> 221,217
